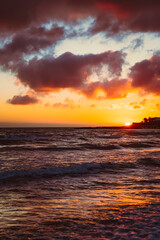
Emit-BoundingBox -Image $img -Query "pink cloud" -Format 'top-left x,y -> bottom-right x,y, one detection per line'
52,98 -> 79,108
53,102 -> 68,108
15,51 -> 127,99
7,95 -> 39,105
130,53 -> 160,95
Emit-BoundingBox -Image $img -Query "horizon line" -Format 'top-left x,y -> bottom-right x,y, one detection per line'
0,121 -> 122,128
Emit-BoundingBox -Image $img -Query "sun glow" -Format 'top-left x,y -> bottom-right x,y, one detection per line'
125,122 -> 131,126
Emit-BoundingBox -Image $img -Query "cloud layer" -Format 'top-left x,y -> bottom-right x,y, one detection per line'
7,95 -> 39,105
15,51 -> 129,99
130,53 -> 160,95
0,0 -> 160,34
0,24 -> 65,70
0,0 -> 160,105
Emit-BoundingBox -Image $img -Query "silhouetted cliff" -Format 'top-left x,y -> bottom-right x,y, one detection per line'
130,117 -> 160,129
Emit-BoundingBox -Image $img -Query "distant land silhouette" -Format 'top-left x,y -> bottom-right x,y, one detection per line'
130,117 -> 160,129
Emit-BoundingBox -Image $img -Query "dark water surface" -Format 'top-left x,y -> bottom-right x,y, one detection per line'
0,128 -> 159,239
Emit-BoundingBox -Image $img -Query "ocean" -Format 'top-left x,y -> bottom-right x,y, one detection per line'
0,127 -> 159,240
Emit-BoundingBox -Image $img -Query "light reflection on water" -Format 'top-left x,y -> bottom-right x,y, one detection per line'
0,128 -> 160,239
0,175 -> 159,239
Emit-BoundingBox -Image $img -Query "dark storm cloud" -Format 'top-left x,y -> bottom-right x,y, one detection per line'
130,53 -> 160,94
7,95 -> 39,105
90,0 -> 160,35
0,0 -> 160,34
0,0 -> 95,32
1,0 -> 160,101
0,25 -> 64,70
16,51 -> 125,92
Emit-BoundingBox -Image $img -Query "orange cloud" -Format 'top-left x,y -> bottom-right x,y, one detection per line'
13,51 -> 129,100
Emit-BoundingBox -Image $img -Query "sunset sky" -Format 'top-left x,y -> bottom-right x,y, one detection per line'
0,0 -> 160,126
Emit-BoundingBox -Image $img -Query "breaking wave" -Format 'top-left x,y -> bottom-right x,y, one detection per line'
0,161 -> 135,182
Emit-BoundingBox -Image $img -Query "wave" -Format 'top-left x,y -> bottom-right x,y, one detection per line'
0,134 -> 37,146
0,141 -> 157,151
2,134 -> 53,140
79,143 -> 120,150
126,130 -> 160,136
97,134 -> 122,139
0,134 -> 36,140
137,158 -> 160,167
120,142 -> 155,149
0,161 -> 135,182
134,179 -> 160,185
0,143 -> 121,151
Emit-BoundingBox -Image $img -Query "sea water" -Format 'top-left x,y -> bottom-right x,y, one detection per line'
0,128 -> 159,239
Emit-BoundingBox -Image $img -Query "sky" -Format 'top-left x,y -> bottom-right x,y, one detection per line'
0,0 -> 160,127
